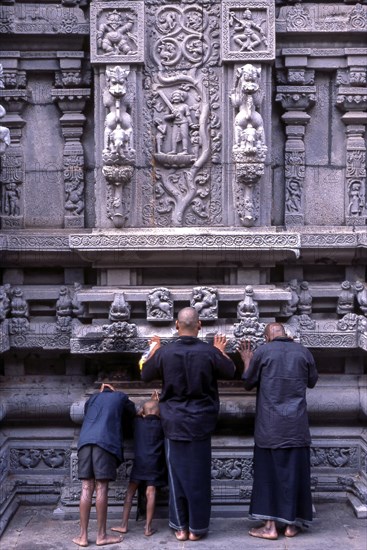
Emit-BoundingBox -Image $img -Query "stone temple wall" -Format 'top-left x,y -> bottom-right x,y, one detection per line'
0,0 -> 366,533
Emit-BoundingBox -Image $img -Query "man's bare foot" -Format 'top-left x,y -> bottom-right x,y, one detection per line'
175,529 -> 188,541
144,527 -> 157,536
189,532 -> 202,541
111,525 -> 127,534
249,526 -> 278,540
285,525 -> 300,537
72,536 -> 88,547
96,534 -> 123,546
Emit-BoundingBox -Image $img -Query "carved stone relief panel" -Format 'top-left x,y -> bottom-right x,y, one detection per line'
141,2 -> 223,227
90,1 -> 144,64
222,0 -> 275,61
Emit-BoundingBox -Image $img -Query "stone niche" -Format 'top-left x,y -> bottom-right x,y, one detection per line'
0,0 -> 367,533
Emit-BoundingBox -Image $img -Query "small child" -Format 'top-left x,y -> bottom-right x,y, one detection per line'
112,391 -> 167,537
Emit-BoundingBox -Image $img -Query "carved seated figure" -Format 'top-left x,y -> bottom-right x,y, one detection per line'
56,287 -> 73,317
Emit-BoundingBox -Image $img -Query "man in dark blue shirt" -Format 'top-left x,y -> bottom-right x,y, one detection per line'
141,307 -> 235,541
73,383 -> 135,547
239,322 -> 318,541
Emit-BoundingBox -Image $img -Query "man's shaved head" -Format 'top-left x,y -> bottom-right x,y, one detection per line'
264,322 -> 286,342
176,307 -> 201,335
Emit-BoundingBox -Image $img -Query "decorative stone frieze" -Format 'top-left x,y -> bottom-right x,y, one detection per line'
0,3 -> 89,35
276,3 -> 367,34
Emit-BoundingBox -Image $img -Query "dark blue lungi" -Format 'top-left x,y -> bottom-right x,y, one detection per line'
165,438 -> 211,536
250,445 -> 313,527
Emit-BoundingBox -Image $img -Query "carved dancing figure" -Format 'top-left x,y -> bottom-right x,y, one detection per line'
230,9 -> 267,52
97,11 -> 136,55
3,182 -> 20,216
348,181 -> 363,216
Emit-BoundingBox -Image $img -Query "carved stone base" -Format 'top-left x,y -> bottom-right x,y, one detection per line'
346,216 -> 367,226
0,215 -> 24,229
285,213 -> 304,226
64,215 -> 84,228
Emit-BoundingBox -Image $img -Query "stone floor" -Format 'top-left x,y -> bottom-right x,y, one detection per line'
0,500 -> 366,550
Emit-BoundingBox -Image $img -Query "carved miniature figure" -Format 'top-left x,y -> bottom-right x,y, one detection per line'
72,282 -> 86,318
190,287 -> 218,319
348,181 -> 363,216
297,281 -> 312,315
237,286 -> 259,319
286,179 -> 302,213
109,293 -> 131,322
56,287 -> 73,318
3,182 -> 20,216
147,288 -> 173,321
65,180 -> 84,216
9,287 -> 29,334
0,104 -> 10,156
230,9 -> 267,52
103,66 -> 135,161
281,279 -> 299,317
355,281 -> 367,316
164,90 -> 193,155
337,280 -> 355,316
97,10 -> 137,55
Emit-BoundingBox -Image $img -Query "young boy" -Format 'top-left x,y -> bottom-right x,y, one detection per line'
112,391 -> 167,537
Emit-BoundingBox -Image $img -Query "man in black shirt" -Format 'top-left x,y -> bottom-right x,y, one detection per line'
239,322 -> 318,540
141,307 -> 235,541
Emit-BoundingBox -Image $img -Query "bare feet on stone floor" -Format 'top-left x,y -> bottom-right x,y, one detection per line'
189,532 -> 203,541
144,527 -> 157,536
175,529 -> 189,541
111,525 -> 127,534
72,536 -> 89,547
249,525 -> 278,540
285,525 -> 301,537
96,534 -> 123,546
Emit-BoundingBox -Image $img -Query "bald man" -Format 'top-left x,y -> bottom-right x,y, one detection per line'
239,323 -> 318,540
141,307 -> 236,541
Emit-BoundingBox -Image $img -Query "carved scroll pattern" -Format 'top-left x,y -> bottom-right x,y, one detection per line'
142,3 -> 222,227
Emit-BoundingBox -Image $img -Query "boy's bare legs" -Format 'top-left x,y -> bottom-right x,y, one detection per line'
95,480 -> 123,546
73,479 -> 95,547
111,480 -> 139,534
145,485 -> 157,536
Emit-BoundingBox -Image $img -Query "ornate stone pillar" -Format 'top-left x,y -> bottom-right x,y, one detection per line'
276,55 -> 315,227
222,0 -> 275,227
51,53 -> 91,229
336,65 -> 367,226
0,59 -> 28,229
90,1 -> 144,228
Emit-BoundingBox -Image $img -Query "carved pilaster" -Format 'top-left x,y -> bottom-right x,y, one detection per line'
0,61 -> 28,229
90,1 -> 144,228
336,67 -> 367,226
52,54 -> 90,228
276,76 -> 315,227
